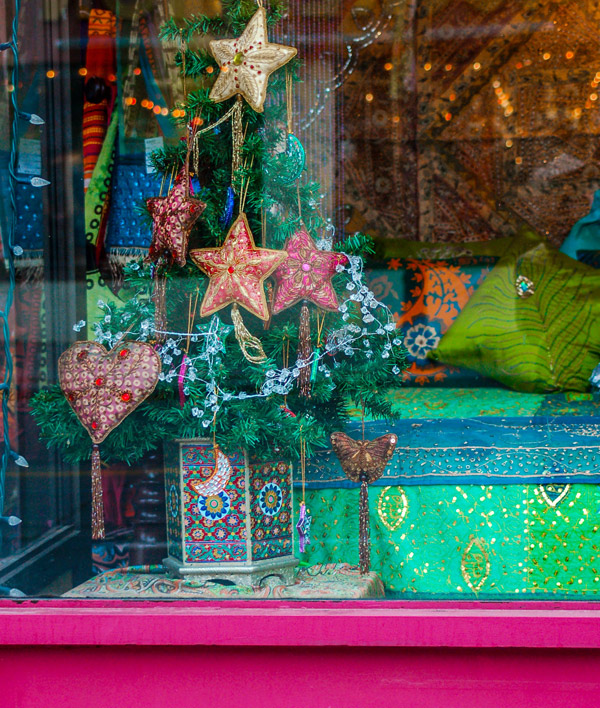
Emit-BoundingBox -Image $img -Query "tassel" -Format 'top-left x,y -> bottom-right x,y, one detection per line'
358,477 -> 370,574
152,263 -> 168,342
231,304 -> 267,363
91,443 -> 105,540
297,303 -> 312,397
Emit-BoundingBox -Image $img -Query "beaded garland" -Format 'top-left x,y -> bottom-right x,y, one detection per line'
89,250 -> 403,433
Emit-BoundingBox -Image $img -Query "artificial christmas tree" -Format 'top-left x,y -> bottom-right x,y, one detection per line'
31,0 -> 407,586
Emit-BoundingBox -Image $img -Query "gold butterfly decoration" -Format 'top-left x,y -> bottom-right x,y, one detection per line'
330,432 -> 398,574
330,432 -> 397,484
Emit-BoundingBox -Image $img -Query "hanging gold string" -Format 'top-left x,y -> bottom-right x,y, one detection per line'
180,30 -> 187,100
261,207 -> 267,247
361,396 -> 366,442
286,68 -> 294,135
167,165 -> 176,194
300,431 -> 307,505
186,291 -> 199,353
231,304 -> 267,363
232,95 -> 244,179
238,155 -> 255,214
315,310 -> 325,347
192,102 -> 239,141
282,335 -> 290,408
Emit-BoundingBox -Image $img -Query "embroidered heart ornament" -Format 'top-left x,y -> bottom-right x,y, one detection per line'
58,341 -> 162,444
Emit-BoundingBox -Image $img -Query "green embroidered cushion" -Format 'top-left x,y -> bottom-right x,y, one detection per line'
428,241 -> 600,393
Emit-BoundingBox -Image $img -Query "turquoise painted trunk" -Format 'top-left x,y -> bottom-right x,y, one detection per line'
163,439 -> 297,586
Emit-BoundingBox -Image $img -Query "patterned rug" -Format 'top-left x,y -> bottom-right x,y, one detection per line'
64,562 -> 384,599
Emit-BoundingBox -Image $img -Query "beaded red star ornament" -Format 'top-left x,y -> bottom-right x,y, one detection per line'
59,341 -> 161,539
146,170 -> 206,338
271,224 -> 347,396
190,212 -> 286,321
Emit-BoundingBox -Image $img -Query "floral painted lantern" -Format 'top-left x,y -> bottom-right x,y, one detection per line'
163,439 -> 298,586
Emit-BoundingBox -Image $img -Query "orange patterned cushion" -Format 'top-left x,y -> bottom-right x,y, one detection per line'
367,256 -> 497,386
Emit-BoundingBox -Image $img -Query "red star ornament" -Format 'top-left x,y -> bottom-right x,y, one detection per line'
147,173 -> 206,267
190,213 -> 287,321
271,224 -> 348,314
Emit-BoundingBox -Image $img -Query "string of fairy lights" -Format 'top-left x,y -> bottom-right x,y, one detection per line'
0,0 -> 47,531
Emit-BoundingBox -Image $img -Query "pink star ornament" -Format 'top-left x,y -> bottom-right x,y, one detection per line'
147,174 -> 206,267
271,224 -> 348,314
190,213 -> 287,321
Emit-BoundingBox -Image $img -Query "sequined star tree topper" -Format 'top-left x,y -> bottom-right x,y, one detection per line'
209,6 -> 297,113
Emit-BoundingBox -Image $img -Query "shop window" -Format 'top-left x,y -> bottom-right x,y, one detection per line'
0,0 -> 599,602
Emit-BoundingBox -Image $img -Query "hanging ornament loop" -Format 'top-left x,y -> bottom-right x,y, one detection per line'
231,304 -> 268,363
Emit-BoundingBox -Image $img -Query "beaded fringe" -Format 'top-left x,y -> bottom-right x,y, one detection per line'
359,478 -> 370,574
298,303 -> 312,397
91,443 -> 105,540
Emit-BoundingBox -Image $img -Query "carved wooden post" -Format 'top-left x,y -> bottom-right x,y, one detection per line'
128,450 -> 167,565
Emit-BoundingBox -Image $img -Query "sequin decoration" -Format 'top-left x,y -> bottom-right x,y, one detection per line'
190,212 -> 287,320
189,446 -> 233,497
461,536 -> 490,593
147,172 -> 206,268
538,483 -> 571,508
516,274 -> 535,298
271,224 -> 348,314
377,486 -> 408,532
58,341 -> 161,444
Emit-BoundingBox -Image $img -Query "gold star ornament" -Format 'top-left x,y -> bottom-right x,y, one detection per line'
208,7 -> 297,113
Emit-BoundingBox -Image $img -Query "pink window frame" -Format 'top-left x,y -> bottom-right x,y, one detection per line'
2,599 -> 600,648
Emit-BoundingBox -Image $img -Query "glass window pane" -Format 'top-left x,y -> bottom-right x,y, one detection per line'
0,0 -> 598,602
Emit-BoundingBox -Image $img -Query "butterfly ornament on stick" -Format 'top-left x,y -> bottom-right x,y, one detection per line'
330,431 -> 397,574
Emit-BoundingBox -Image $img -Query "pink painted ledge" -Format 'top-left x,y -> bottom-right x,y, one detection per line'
2,600 -> 600,648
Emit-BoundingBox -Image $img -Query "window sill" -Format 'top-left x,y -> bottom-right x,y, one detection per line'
2,600 -> 600,647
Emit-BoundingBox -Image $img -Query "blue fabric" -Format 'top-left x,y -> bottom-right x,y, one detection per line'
302,416 -> 600,488
15,182 -> 44,252
560,190 -> 600,259
105,161 -> 161,251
